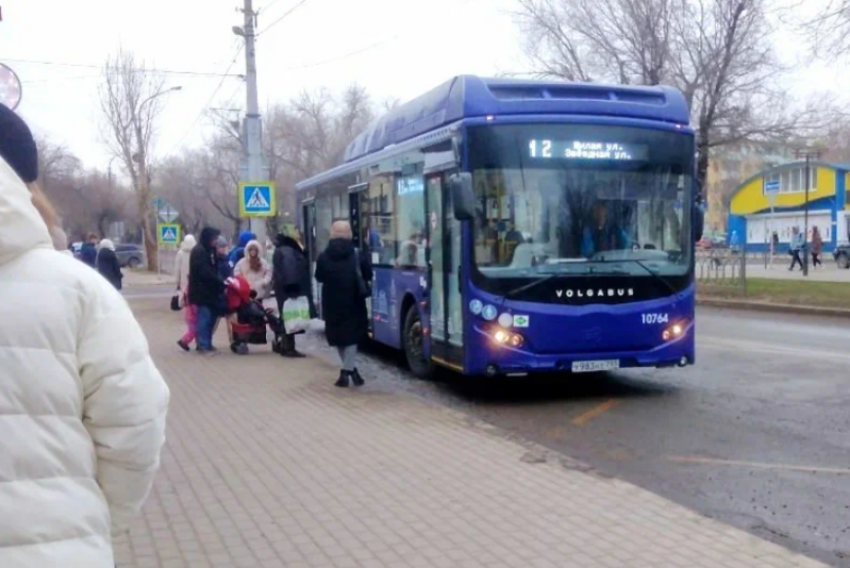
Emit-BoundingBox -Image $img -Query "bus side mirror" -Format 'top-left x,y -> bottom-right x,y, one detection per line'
693,203 -> 705,243
450,173 -> 475,221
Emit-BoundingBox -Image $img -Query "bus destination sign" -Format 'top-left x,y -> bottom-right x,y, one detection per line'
529,139 -> 649,161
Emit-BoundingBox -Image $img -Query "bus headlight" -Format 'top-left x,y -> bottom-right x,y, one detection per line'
492,329 -> 524,348
662,322 -> 686,342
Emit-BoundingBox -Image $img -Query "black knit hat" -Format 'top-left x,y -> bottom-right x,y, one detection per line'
0,103 -> 38,183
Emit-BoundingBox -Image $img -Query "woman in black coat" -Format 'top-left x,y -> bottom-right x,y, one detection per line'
273,233 -> 310,357
96,239 -> 123,290
315,221 -> 372,388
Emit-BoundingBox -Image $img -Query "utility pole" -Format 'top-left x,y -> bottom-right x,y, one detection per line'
237,0 -> 268,247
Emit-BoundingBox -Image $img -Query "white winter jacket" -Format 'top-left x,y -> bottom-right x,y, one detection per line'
0,157 -> 170,568
174,234 -> 196,303
233,240 -> 273,299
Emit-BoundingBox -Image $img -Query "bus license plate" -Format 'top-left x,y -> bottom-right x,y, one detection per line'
571,360 -> 620,373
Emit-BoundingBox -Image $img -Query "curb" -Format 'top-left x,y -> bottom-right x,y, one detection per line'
696,296 -> 850,319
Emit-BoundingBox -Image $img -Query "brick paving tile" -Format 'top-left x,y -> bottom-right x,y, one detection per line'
114,299 -> 830,568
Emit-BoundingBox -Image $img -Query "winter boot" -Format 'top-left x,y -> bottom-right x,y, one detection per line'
334,371 -> 350,388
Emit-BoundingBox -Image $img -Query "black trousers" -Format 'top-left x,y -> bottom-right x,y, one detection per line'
812,252 -> 822,267
789,250 -> 804,270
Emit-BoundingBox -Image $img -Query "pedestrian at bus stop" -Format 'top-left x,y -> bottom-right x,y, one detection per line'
80,232 -> 99,267
0,102 -> 169,568
189,227 -> 226,352
235,239 -> 272,300
96,238 -> 123,291
315,220 -> 373,387
273,232 -> 310,357
788,226 -> 805,271
175,234 -> 197,351
770,231 -> 779,267
811,226 -> 823,268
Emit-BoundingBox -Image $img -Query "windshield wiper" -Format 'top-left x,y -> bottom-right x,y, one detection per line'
618,258 -> 680,297
505,275 -> 556,299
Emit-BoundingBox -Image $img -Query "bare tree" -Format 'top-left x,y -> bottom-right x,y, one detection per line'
35,137 -> 131,240
99,49 -> 169,270
797,0 -> 850,58
513,0 -> 830,192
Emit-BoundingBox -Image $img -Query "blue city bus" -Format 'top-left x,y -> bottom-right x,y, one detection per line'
296,76 -> 702,378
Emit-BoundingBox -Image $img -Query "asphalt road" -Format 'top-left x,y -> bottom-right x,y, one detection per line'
332,308 -> 850,567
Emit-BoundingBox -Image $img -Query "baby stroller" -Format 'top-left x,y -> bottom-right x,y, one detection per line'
224,275 -> 285,355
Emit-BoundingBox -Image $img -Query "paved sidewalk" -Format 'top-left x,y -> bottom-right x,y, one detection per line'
745,263 -> 850,282
116,298 -> 828,568
124,270 -> 173,287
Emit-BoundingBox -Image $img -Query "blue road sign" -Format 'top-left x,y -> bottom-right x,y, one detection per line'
764,179 -> 780,193
238,182 -> 276,218
157,223 -> 180,245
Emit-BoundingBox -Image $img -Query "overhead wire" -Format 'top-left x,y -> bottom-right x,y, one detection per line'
165,44 -> 245,156
257,0 -> 310,36
0,57 -> 240,77
281,35 -> 399,70
260,0 -> 286,13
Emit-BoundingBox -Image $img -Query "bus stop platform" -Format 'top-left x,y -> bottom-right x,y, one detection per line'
116,297 -> 827,568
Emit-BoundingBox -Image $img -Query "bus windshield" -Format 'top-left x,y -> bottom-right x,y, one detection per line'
468,124 -> 694,280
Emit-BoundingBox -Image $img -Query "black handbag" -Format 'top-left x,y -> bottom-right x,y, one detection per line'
354,248 -> 371,299
170,293 -> 182,312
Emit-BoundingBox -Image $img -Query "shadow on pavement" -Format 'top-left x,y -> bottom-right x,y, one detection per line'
431,370 -> 674,406
358,338 -> 674,406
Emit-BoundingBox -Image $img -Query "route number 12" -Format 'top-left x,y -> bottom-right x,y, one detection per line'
529,139 -> 552,158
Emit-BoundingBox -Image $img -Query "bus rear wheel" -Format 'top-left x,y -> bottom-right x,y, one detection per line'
403,308 -> 432,379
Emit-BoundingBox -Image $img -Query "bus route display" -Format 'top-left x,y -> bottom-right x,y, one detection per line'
528,139 -> 649,161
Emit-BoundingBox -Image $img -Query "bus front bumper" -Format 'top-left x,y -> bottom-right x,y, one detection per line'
467,324 -> 695,376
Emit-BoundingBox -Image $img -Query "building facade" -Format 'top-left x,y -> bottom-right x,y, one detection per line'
727,162 -> 850,253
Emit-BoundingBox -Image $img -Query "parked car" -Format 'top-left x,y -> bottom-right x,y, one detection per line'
115,243 -> 145,268
834,244 -> 850,269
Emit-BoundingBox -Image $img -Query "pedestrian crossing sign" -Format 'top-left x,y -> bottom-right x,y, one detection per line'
157,223 -> 181,245
238,182 -> 276,218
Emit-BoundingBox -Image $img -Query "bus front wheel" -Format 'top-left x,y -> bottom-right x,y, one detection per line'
403,308 -> 433,379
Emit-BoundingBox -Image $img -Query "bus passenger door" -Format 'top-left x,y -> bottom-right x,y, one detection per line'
302,201 -> 319,316
427,173 -> 464,370
348,185 -> 373,333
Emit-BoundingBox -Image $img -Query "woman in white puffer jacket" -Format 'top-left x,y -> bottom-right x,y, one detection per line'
0,104 -> 169,568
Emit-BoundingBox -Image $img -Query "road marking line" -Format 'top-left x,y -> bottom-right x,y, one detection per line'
572,399 -> 620,426
668,455 -> 850,475
699,336 -> 850,362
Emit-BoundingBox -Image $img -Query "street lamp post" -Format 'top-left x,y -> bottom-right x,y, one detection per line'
794,148 -> 822,277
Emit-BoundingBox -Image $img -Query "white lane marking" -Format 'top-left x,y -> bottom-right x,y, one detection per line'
698,335 -> 850,362
668,455 -> 850,475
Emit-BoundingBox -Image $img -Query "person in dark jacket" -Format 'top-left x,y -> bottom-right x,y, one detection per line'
214,236 -> 236,346
189,227 -> 226,352
80,233 -> 99,267
96,238 -> 123,290
273,233 -> 310,357
228,230 -> 256,267
315,221 -> 372,387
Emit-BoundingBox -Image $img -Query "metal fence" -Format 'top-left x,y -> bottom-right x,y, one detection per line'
696,249 -> 746,293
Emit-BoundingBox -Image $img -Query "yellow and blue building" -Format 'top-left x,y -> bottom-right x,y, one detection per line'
727,162 -> 849,252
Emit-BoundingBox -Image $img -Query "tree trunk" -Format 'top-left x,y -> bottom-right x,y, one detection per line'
137,186 -> 158,272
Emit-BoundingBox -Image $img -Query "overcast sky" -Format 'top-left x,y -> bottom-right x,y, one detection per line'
1,0 -> 847,172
